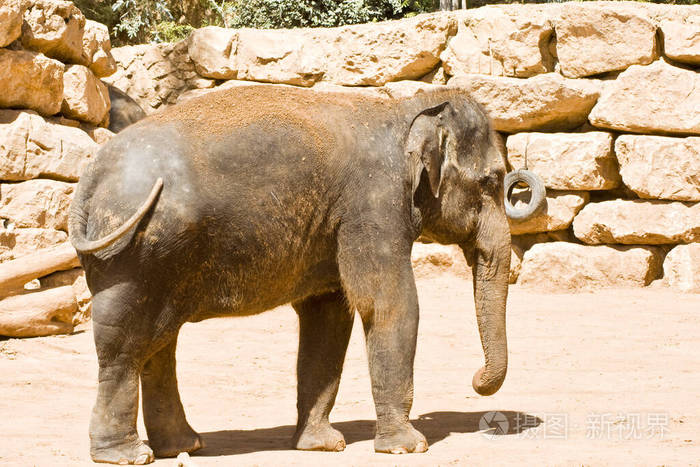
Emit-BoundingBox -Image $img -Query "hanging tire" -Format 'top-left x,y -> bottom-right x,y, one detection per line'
503,169 -> 546,221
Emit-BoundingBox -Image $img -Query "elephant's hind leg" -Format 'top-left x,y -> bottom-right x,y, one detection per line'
90,284 -> 155,465
292,290 -> 354,452
141,336 -> 202,458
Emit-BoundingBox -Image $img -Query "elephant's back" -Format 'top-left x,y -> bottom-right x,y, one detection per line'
149,85 -> 391,149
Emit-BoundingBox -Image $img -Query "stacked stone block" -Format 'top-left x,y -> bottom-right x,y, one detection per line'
1,0 -> 698,339
165,2 -> 698,292
0,0 -> 119,336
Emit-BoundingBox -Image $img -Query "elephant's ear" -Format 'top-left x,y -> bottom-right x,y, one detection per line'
406,102 -> 452,199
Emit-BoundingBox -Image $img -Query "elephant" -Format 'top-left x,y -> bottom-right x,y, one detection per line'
69,84 -> 536,464
106,85 -> 147,133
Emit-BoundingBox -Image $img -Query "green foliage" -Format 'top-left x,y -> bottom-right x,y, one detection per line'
71,0 -> 437,45
72,0 -> 698,46
152,21 -> 195,42
72,0 -> 119,28
469,0 -> 699,5
111,0 -> 173,43
221,0 -> 437,30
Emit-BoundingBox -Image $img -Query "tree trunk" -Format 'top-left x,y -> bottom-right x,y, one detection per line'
0,286 -> 76,337
0,243 -> 80,296
440,0 -> 465,10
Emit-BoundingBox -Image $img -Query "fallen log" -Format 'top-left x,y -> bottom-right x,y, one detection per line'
0,286 -> 76,337
0,243 -> 80,296
42,268 -> 93,323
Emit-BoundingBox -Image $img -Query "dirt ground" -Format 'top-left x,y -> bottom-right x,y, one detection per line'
1,274 -> 699,466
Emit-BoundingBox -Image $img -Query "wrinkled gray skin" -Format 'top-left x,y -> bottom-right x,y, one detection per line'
107,85 -> 147,133
69,86 -> 511,464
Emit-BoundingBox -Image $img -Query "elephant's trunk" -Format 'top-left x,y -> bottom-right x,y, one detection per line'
462,213 -> 510,396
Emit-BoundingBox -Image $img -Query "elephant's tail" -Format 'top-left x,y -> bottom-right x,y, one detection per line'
69,178 -> 164,254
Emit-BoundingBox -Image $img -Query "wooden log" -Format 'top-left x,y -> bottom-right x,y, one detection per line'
0,286 -> 76,337
0,243 -> 80,296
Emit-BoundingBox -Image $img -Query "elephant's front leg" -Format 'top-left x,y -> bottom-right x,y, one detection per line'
338,234 -> 428,454
292,291 -> 354,451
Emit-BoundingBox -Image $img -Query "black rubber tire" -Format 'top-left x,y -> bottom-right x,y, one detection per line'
503,169 -> 546,221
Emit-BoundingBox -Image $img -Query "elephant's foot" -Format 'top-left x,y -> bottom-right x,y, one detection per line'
91,436 -> 155,465
147,425 -> 203,458
374,423 -> 428,454
294,422 -> 346,451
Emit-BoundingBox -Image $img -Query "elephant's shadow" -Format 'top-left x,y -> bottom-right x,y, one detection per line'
191,410 -> 542,457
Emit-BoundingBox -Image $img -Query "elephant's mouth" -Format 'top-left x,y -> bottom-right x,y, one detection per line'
503,169 -> 546,221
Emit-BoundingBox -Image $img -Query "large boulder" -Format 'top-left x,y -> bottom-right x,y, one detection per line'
82,125 -> 115,145
519,242 -> 663,291
235,28 -> 323,87
61,64 -> 110,125
188,14 -> 455,87
555,3 -> 657,78
104,41 -> 215,113
82,19 -> 117,78
448,73 -> 601,132
0,180 -> 75,231
660,17 -> 700,66
441,6 -> 554,78
615,135 -> 700,202
236,14 -> 456,86
0,0 -> 27,47
21,0 -> 87,65
0,228 -> 67,262
512,229 -> 577,252
0,110 -> 98,182
663,243 -> 700,293
506,132 -> 619,190
411,241 -> 522,283
0,49 -> 64,116
411,242 -> 470,279
589,60 -> 700,135
509,190 -> 589,235
573,199 -> 700,245
187,26 -> 237,79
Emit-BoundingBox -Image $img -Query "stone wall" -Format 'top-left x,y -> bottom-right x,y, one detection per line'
104,1 -> 700,293
0,0 -> 118,336
0,1 -> 698,337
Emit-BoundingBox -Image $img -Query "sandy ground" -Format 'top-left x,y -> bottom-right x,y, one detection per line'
1,274 -> 699,466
